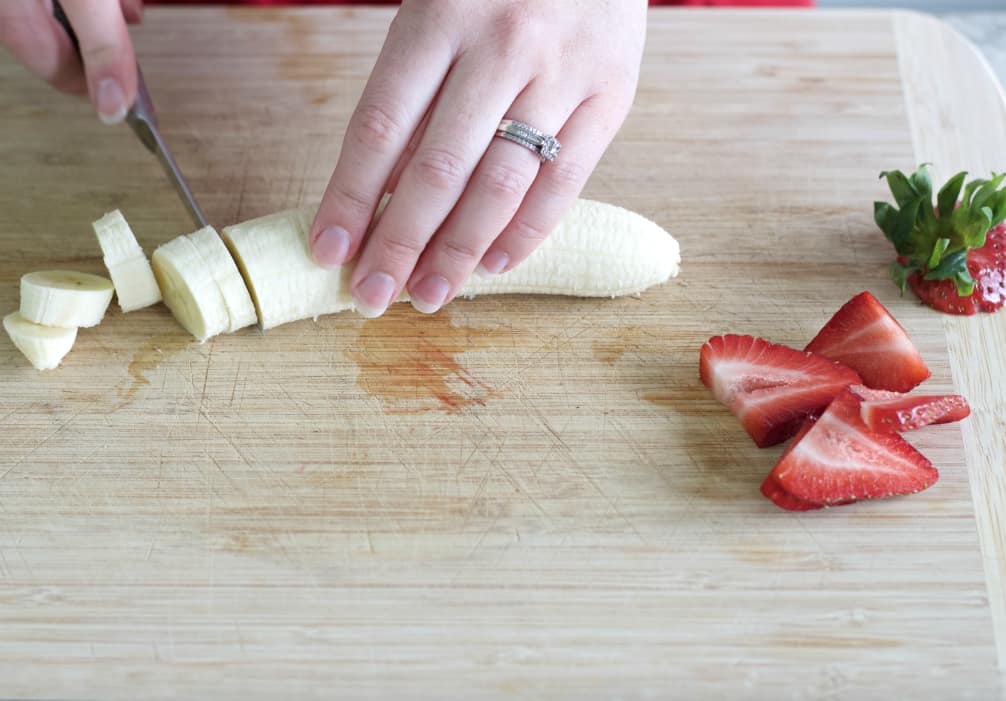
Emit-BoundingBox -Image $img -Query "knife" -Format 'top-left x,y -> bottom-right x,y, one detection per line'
52,0 -> 208,229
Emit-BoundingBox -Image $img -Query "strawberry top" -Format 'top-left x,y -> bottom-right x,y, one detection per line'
874,165 -> 1006,298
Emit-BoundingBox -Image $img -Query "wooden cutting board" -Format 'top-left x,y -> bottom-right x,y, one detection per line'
1,8 -> 1003,699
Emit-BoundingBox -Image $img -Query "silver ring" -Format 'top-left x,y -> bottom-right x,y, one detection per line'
495,119 -> 561,162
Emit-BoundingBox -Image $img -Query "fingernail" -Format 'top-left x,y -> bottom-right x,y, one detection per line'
475,250 -> 509,279
409,275 -> 450,315
96,78 -> 127,125
312,225 -> 351,268
353,272 -> 396,318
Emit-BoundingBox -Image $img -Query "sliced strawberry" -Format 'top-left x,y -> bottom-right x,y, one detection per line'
848,385 -> 971,432
760,418 -> 823,511
804,291 -> 930,392
770,388 -> 939,505
700,334 -> 861,447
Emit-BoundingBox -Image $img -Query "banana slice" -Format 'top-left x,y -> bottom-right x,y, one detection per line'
19,270 -> 114,328
92,210 -> 162,312
186,226 -> 258,332
151,226 -> 257,341
3,311 -> 78,370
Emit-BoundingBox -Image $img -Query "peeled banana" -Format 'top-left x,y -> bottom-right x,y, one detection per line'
3,311 -> 78,370
219,198 -> 680,331
92,210 -> 162,312
19,270 -> 114,328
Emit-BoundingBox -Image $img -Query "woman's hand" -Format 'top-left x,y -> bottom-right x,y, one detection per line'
0,0 -> 143,123
310,0 -> 647,317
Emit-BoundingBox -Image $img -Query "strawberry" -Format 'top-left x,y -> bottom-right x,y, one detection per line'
874,165 -> 1006,315
848,384 -> 971,432
770,387 -> 939,505
760,419 -> 823,511
700,334 -> 861,447
804,290 -> 930,392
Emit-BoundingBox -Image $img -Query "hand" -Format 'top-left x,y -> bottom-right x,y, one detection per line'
310,0 -> 647,317
0,0 -> 143,123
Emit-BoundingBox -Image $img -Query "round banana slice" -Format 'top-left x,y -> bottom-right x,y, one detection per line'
19,270 -> 114,328
92,210 -> 163,313
186,226 -> 258,333
151,235 -> 230,342
3,311 -> 78,370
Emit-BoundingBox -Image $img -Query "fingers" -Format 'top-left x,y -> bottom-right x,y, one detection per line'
121,0 -> 144,25
478,94 -> 628,276
60,0 -> 138,124
308,13 -> 454,270
346,55 -> 528,318
404,88 -> 578,314
0,0 -> 86,95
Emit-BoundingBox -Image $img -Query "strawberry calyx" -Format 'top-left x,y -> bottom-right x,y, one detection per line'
874,164 -> 1006,298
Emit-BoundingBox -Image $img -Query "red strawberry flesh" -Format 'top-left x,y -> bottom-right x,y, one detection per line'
771,388 -> 939,504
805,291 -> 930,392
760,418 -> 823,511
700,334 -> 861,447
848,385 -> 971,432
908,223 -> 1006,315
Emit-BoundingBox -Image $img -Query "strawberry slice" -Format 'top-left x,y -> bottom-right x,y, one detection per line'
770,388 -> 939,505
848,385 -> 971,432
760,419 -> 823,511
804,291 -> 930,392
700,334 -> 861,447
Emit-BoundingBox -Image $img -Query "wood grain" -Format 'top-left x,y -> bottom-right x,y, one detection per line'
0,8 -> 1003,699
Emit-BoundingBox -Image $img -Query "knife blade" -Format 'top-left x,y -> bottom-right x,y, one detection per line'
52,0 -> 208,229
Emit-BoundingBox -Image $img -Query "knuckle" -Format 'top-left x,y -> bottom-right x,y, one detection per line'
479,161 -> 534,201
378,234 -> 426,263
490,5 -> 540,56
542,159 -> 588,198
81,42 -> 124,69
440,239 -> 480,265
510,218 -> 549,245
328,181 -> 374,220
351,102 -> 404,154
411,147 -> 468,192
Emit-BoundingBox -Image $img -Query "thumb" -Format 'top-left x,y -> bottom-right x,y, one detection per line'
59,0 -> 138,124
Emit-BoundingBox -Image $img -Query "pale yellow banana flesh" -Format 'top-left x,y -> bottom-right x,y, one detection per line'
92,210 -> 162,313
3,311 -> 78,370
220,198 -> 680,332
19,270 -> 114,329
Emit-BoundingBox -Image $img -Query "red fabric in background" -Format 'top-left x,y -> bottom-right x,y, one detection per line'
147,1 -> 815,6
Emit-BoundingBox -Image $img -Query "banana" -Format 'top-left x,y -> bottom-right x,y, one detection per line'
92,210 -> 162,312
19,270 -> 114,328
3,311 -> 78,370
220,197 -> 679,331
150,226 -> 257,342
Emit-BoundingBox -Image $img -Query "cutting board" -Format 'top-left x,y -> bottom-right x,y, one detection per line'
1,8 -> 1004,699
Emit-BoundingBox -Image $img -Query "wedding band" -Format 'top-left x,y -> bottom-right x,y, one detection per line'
495,119 -> 561,162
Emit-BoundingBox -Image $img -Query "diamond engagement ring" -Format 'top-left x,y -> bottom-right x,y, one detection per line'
495,119 -> 561,162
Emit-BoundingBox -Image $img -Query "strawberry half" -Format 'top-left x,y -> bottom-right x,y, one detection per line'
770,388 -> 939,505
848,384 -> 971,432
804,291 -> 930,392
874,165 -> 1006,315
760,419 -> 823,511
700,334 -> 861,447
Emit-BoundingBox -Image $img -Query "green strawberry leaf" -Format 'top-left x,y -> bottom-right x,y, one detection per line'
928,237 -> 951,269
874,201 -> 898,239
890,198 -> 922,255
923,248 -> 969,282
937,171 -> 967,219
989,190 -> 1006,225
955,269 -> 976,297
973,173 -> 1006,210
880,170 -> 919,207
889,261 -> 913,294
909,164 -> 933,198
